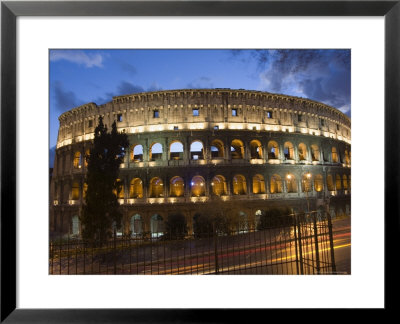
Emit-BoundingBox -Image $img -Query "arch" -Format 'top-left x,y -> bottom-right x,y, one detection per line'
169,141 -> 184,160
210,139 -> 224,158
84,149 -> 90,167
130,144 -> 143,162
151,214 -> 164,237
336,174 -> 342,190
332,147 -> 338,163
252,174 -> 266,194
311,144 -> 320,161
238,211 -> 248,233
232,174 -> 247,195
231,139 -> 244,159
250,140 -> 263,159
149,142 -> 163,161
169,176 -> 185,197
298,143 -> 308,161
327,174 -> 335,191
191,175 -> 206,197
83,183 -> 88,199
270,174 -> 283,194
71,215 -> 80,235
190,140 -> 204,160
267,141 -> 279,159
71,181 -> 80,200
343,174 -> 348,190
130,178 -> 143,198
348,175 -> 351,189
286,174 -> 297,193
314,174 -> 324,192
73,151 -> 82,168
112,221 -> 123,237
149,177 -> 164,197
344,150 -> 350,164
211,175 -> 227,196
130,214 -> 143,236
283,142 -> 295,160
115,179 -> 124,199
301,173 -> 312,192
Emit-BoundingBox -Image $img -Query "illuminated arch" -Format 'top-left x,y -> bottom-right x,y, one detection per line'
270,174 -> 283,194
169,176 -> 185,197
286,174 -> 297,193
314,174 -> 324,192
345,150 -> 350,164
191,175 -> 206,197
238,211 -> 248,233
298,143 -> 308,161
150,142 -> 163,161
71,215 -> 80,236
149,177 -> 164,197
151,214 -> 164,237
233,174 -> 247,195
343,174 -> 348,190
169,141 -> 184,160
115,179 -> 124,199
327,174 -> 335,191
83,183 -> 88,199
311,144 -> 320,161
249,140 -> 263,159
84,149 -> 90,167
71,181 -> 80,200
336,174 -> 342,190
210,139 -> 224,158
267,141 -> 279,159
332,147 -> 338,163
211,175 -> 227,196
130,214 -> 143,236
301,173 -> 312,192
231,139 -> 244,159
129,178 -> 143,198
73,151 -> 82,168
190,140 -> 204,160
130,144 -> 143,162
284,142 -> 295,160
252,174 -> 266,194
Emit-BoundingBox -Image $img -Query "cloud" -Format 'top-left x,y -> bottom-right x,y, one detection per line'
50,50 -> 104,68
186,76 -> 213,89
116,60 -> 137,75
232,49 -> 351,116
52,81 -> 84,113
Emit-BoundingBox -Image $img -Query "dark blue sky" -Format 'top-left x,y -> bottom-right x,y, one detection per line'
49,49 -> 351,164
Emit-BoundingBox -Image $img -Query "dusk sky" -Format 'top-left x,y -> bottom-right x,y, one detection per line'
49,49 -> 351,166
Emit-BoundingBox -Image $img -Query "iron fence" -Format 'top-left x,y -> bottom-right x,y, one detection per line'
49,211 -> 337,275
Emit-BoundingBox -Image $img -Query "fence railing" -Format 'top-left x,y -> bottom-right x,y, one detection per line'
49,212 -> 337,275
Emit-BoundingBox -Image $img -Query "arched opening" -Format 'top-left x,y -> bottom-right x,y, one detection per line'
83,183 -> 88,199
336,174 -> 342,190
149,177 -> 164,197
238,211 -> 248,233
284,142 -> 295,160
191,176 -> 206,197
232,174 -> 247,195
267,141 -> 279,159
327,174 -> 335,191
169,176 -> 184,197
210,139 -> 224,158
112,221 -> 123,237
298,143 -> 308,161
252,174 -> 266,194
130,144 -> 143,162
190,141 -> 204,160
130,178 -> 143,198
231,139 -> 244,159
211,175 -> 227,196
286,174 -> 297,193
151,214 -> 164,238
348,175 -> 351,189
169,141 -> 184,160
150,143 -> 163,161
311,145 -> 320,161
73,151 -> 82,168
130,214 -> 143,237
71,215 -> 80,236
250,140 -> 263,159
71,181 -> 80,200
332,147 -> 338,163
314,174 -> 324,192
345,150 -> 350,164
270,175 -> 283,194
301,173 -> 312,192
84,149 -> 90,167
343,174 -> 348,190
114,179 -> 124,199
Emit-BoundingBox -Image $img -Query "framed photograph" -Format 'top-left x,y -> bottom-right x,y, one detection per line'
1,0 -> 398,321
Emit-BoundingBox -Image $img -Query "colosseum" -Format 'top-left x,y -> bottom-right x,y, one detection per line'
49,88 -> 351,238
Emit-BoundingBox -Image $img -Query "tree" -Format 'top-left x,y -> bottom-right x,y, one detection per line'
81,116 -> 129,244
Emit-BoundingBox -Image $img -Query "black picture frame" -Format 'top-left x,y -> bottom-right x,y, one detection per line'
1,0 -> 398,322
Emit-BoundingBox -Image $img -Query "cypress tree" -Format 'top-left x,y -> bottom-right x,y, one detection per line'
81,116 -> 129,244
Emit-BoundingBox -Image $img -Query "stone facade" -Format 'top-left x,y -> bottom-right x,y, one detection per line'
50,89 -> 351,238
